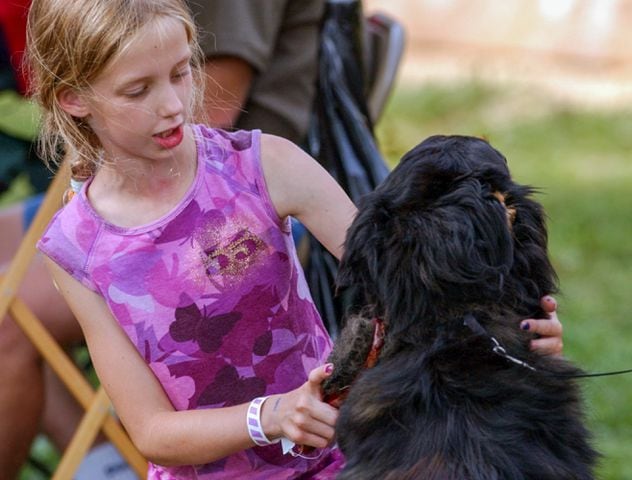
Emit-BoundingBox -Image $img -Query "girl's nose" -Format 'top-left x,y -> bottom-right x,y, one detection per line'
157,84 -> 184,118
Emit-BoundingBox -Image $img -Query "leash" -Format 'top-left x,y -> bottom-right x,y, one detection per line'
463,313 -> 632,379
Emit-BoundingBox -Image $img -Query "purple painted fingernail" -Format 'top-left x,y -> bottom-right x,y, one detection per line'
521,322 -> 530,331
325,364 -> 334,374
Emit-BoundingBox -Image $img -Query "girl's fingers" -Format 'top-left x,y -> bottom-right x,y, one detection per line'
272,363 -> 338,444
522,317 -> 563,339
307,363 -> 334,391
305,365 -> 339,427
540,295 -> 557,313
529,335 -> 563,356
519,295 -> 564,356
280,400 -> 337,446
284,423 -> 334,449
288,416 -> 336,446
310,401 -> 338,427
523,318 -> 563,355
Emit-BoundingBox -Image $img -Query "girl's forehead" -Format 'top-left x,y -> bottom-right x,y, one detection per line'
134,15 -> 188,47
103,16 -> 190,77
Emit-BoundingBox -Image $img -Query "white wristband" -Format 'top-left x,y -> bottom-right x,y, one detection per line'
247,396 -> 280,447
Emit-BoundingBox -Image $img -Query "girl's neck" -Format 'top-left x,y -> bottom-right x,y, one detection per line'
87,126 -> 198,227
98,155 -> 191,194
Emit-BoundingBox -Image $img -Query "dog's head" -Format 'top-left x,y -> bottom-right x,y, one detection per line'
337,135 -> 557,342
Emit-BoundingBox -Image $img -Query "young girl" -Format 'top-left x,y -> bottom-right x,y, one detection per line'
27,0 -> 563,478
29,0 -> 350,477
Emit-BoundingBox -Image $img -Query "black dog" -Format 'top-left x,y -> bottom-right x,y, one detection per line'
323,135 -> 597,480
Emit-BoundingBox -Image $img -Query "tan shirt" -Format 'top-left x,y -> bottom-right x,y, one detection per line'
190,0 -> 325,144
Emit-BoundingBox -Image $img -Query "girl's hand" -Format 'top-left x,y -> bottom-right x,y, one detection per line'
261,364 -> 338,449
520,296 -> 564,356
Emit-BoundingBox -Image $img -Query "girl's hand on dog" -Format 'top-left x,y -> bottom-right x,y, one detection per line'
261,364 -> 338,448
520,296 -> 564,356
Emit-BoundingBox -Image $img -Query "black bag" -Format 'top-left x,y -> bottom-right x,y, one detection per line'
306,0 -> 390,338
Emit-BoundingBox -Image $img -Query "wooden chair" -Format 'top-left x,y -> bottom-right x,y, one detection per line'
0,163 -> 147,479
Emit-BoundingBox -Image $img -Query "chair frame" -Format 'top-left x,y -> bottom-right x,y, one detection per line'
0,163 -> 147,479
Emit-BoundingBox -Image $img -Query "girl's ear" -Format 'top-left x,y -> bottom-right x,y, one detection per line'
58,88 -> 90,118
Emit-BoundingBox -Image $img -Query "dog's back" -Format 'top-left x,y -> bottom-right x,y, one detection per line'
325,136 -> 597,479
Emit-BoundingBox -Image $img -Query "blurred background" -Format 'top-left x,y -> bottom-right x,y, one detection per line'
4,0 -> 630,478
365,0 -> 632,478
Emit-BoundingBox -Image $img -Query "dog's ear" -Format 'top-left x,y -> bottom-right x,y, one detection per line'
503,184 -> 558,314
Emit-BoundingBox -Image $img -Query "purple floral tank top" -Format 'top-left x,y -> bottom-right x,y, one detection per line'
38,125 -> 343,479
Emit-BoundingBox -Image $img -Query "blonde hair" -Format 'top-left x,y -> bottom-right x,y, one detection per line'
26,0 -> 205,187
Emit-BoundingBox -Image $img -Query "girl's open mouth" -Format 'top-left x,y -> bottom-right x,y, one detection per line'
153,125 -> 184,149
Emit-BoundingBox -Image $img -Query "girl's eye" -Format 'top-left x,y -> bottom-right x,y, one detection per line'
173,67 -> 191,80
124,87 -> 147,98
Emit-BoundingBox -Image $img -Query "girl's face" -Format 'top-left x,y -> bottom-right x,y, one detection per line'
80,16 -> 194,165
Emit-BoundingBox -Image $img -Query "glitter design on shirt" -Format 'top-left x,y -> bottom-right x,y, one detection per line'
202,227 -> 265,278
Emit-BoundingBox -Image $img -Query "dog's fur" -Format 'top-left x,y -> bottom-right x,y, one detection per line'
323,135 -> 597,480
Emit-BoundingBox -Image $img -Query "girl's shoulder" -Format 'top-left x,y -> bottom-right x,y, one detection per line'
193,124 -> 260,160
37,190 -> 102,292
193,123 -> 269,192
192,124 -> 306,179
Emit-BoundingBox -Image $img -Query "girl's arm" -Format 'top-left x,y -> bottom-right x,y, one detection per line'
44,258 -> 338,466
260,134 -> 357,260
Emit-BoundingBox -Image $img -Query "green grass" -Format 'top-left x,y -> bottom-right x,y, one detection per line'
376,81 -> 632,479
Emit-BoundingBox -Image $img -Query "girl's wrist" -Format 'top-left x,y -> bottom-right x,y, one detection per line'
246,396 -> 283,447
259,394 -> 282,441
